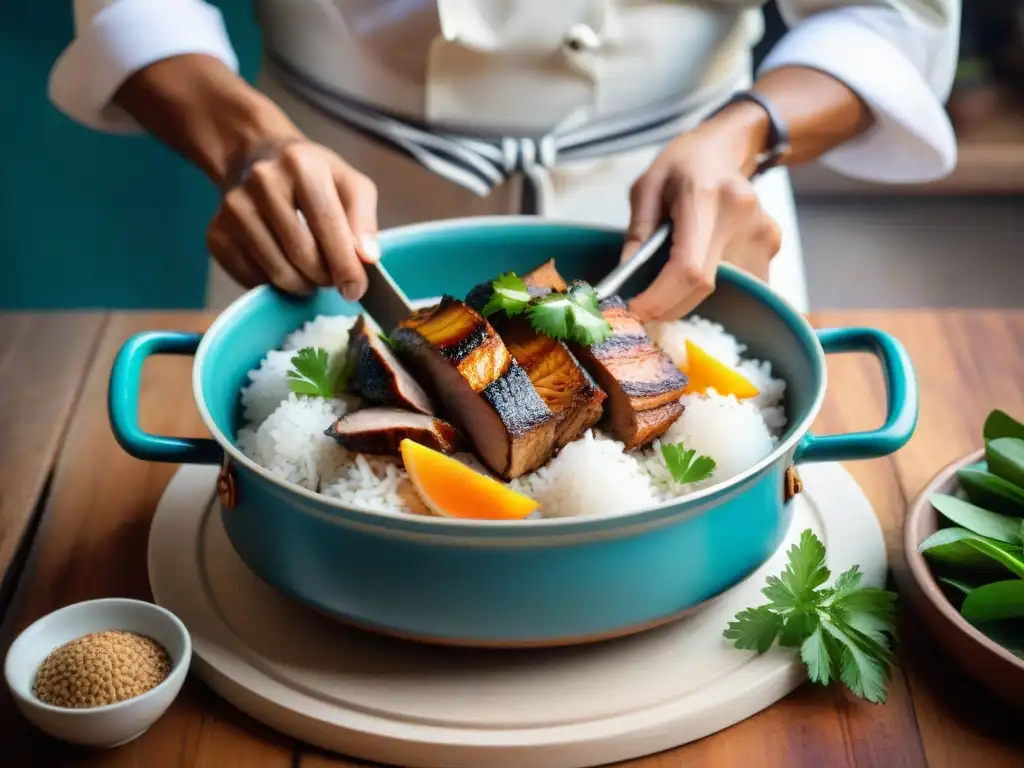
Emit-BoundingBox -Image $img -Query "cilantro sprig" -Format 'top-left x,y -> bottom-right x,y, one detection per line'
481,273 -> 532,318
287,347 -> 350,399
481,273 -> 613,347
661,442 -> 716,484
724,530 -> 898,704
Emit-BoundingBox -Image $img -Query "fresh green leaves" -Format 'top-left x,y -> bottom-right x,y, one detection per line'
922,408 -> 1024,660
480,273 -> 532,318
724,529 -> 898,704
984,409 -> 1024,442
660,442 -> 716,485
918,527 -> 1024,577
929,494 -> 1022,545
957,468 -> 1024,517
723,606 -> 785,653
938,576 -> 976,598
960,580 -> 1024,623
986,437 -> 1024,490
480,273 -> 614,347
287,347 -> 349,399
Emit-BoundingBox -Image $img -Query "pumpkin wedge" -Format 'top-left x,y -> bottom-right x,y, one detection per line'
682,339 -> 760,399
400,439 -> 539,520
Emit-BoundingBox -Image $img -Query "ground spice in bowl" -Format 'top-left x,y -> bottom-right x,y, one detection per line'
32,630 -> 172,708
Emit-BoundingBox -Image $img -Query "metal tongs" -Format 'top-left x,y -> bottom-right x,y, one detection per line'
593,221 -> 672,301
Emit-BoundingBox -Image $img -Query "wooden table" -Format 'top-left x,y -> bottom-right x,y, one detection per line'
2,309 -> 1023,767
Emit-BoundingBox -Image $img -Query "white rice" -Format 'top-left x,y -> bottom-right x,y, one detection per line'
510,431 -> 659,517
235,313 -> 789,519
239,315 -> 360,428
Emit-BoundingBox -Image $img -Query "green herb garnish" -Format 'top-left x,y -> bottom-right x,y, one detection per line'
480,273 -> 614,346
481,272 -> 531,318
660,442 -> 716,484
287,347 -> 348,398
724,529 -> 898,704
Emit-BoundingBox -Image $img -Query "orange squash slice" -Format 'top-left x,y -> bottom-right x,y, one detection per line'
681,339 -> 760,399
400,439 -> 539,520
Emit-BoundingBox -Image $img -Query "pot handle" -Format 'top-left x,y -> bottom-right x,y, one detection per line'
794,327 -> 918,464
109,331 -> 223,464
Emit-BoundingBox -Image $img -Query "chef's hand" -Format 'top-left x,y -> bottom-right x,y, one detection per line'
207,138 -> 379,300
621,105 -> 782,322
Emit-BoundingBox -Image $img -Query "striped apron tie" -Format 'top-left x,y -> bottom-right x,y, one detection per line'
265,51 -> 742,215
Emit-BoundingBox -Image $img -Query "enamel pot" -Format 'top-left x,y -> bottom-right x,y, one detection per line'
109,218 -> 917,647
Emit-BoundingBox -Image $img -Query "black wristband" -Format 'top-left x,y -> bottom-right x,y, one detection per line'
708,90 -> 791,178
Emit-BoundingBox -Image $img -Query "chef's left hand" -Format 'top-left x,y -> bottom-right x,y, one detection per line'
621,115 -> 782,322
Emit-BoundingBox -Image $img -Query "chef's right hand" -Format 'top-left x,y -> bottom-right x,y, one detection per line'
206,138 -> 379,301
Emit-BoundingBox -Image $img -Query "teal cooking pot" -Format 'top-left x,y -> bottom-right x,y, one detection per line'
109,217 -> 917,647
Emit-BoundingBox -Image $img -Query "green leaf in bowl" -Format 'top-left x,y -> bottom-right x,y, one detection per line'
930,493 -> 1023,544
919,527 -> 1024,578
984,409 -> 1024,442
986,437 -> 1024,491
957,467 -> 1024,518
938,576 -> 976,598
961,580 -> 1024,623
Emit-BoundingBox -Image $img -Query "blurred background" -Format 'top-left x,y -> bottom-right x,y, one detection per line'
2,1 -> 1022,312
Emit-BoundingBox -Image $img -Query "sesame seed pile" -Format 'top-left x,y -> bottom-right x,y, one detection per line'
33,630 -> 172,708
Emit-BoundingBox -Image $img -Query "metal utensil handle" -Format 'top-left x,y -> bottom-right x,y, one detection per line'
594,221 -> 672,300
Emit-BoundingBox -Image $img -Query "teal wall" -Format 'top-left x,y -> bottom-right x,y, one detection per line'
0,2 -> 262,310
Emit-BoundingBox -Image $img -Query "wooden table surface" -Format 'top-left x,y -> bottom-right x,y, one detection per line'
1,309 -> 1023,767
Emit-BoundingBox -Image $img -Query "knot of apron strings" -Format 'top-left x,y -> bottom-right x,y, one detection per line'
265,52 -> 734,216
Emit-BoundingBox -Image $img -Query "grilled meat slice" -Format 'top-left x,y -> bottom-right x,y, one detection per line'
631,399 -> 685,447
498,317 -> 605,448
523,258 -> 568,293
392,296 -> 557,479
325,407 -> 460,455
345,316 -> 434,415
569,296 -> 688,450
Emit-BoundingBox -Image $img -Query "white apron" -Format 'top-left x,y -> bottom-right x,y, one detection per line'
206,0 -> 808,313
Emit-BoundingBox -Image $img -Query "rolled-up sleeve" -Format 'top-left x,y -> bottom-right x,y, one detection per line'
760,1 -> 960,183
49,0 -> 239,133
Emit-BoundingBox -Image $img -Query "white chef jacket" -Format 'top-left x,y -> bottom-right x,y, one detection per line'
49,0 -> 960,312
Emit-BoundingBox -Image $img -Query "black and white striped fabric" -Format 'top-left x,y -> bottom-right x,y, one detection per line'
265,52 -> 739,215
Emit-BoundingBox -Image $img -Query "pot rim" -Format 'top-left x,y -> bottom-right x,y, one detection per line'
192,216 -> 826,530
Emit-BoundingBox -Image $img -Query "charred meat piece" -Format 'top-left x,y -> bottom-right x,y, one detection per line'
325,407 -> 460,455
465,260 -> 605,448
498,317 -> 605,448
345,315 -> 434,415
392,297 -> 557,479
569,296 -> 688,450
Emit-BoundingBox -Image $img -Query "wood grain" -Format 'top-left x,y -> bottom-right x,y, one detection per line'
0,313 -> 106,602
814,310 -> 1024,768
1,310 -> 1023,768
0,313 -> 296,767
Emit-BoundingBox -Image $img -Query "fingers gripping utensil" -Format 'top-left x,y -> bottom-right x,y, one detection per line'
296,210 -> 415,332
594,221 -> 672,301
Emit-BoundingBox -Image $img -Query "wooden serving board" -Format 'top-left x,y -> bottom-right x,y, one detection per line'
147,462 -> 886,768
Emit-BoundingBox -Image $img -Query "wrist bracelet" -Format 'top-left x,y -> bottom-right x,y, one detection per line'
708,90 -> 791,178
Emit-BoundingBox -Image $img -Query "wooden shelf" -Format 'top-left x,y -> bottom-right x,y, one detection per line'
791,100 -> 1024,197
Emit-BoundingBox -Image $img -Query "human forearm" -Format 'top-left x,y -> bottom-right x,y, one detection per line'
113,54 -> 303,186
695,65 -> 873,179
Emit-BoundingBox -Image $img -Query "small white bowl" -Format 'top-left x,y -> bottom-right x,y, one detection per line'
4,598 -> 192,748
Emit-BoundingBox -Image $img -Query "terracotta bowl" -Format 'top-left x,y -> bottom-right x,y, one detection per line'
900,448 -> 1024,709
